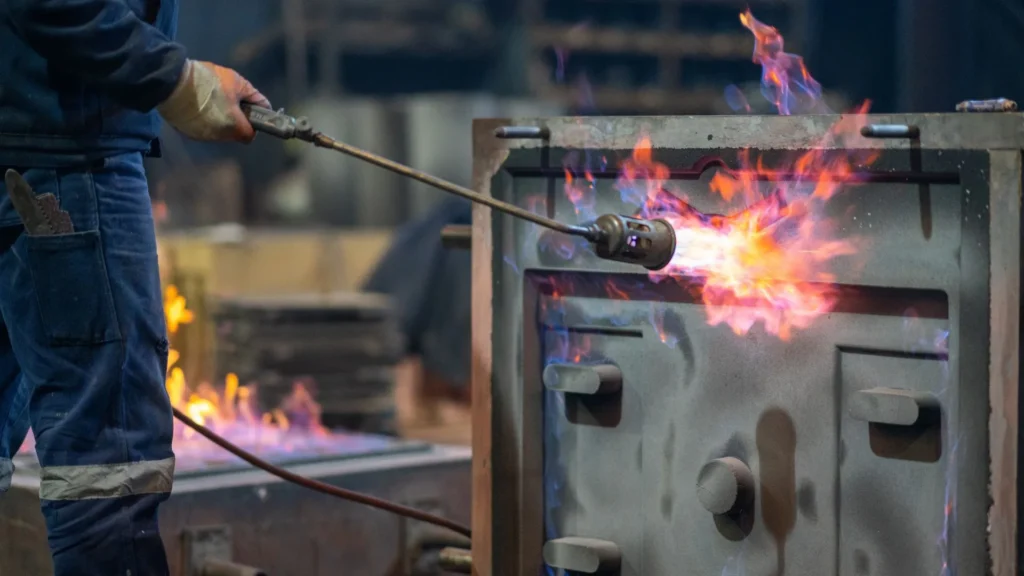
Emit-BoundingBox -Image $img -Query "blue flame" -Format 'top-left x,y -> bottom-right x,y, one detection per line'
551,31 -> 597,114
720,546 -> 748,576
724,84 -> 752,113
901,311 -> 956,575
555,47 -> 568,84
541,294 -> 576,576
938,431 -> 961,576
503,255 -> 520,275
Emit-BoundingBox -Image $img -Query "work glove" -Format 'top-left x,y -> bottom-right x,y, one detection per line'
157,59 -> 271,143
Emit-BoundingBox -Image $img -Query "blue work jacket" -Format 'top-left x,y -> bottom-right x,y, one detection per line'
0,0 -> 187,167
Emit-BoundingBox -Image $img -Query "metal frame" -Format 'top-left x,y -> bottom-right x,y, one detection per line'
2,445 -> 471,575
470,113 -> 1023,576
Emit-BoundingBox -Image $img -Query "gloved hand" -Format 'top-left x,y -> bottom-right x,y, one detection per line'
157,59 -> 271,143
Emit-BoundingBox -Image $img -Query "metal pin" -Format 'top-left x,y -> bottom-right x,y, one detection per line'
438,548 -> 473,574
494,126 -> 550,140
860,124 -> 920,139
956,98 -> 1018,113
440,224 -> 471,250
543,537 -> 622,574
542,363 -> 623,396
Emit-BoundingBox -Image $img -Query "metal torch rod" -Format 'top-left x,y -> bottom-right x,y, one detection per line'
242,104 -> 597,240
308,133 -> 596,238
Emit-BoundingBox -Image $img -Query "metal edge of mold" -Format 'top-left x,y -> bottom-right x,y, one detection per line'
986,149 -> 1022,576
476,113 -> 1024,152
470,117 -> 510,576
476,116 -> 549,576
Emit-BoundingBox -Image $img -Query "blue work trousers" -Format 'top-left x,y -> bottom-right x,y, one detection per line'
0,152 -> 174,575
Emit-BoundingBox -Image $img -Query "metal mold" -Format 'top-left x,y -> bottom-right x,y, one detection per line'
472,114 -> 1023,575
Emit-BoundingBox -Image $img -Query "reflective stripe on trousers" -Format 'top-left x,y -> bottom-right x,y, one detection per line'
0,152 -> 174,576
0,456 -> 11,492
40,457 -> 174,501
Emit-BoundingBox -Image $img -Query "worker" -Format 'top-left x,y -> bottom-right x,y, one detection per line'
0,1 -> 268,574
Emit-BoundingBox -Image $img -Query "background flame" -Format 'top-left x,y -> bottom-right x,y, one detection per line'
163,286 -> 328,448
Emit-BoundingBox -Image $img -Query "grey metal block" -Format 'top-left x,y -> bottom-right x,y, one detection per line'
473,113 -> 1023,575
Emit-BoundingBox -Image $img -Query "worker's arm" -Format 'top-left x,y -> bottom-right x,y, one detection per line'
6,0 -> 187,112
6,0 -> 271,143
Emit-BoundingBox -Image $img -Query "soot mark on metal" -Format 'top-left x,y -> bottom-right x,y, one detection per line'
661,422 -> 676,520
756,408 -> 797,575
854,548 -> 871,574
797,480 -> 818,521
720,434 -> 750,463
659,309 -> 696,387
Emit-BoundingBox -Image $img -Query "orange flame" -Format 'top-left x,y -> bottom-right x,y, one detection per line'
163,286 -> 328,444
556,10 -> 878,341
17,287 -> 334,459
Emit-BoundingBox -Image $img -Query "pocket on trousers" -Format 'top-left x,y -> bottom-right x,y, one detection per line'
26,231 -> 122,346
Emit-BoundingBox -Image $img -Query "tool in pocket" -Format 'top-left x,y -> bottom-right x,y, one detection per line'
4,169 -> 73,236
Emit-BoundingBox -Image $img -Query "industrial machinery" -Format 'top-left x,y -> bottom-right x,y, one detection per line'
214,293 -> 404,434
468,111 -> 1023,575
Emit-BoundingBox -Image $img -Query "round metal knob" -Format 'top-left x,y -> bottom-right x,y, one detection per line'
696,457 -> 754,515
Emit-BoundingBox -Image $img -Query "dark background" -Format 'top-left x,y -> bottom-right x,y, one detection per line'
175,0 -> 1024,113
157,0 -> 1024,226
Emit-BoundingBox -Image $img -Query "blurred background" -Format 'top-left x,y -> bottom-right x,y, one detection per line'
153,0 -> 1024,444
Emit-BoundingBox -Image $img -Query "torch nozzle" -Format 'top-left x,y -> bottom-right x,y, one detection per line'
584,214 -> 678,271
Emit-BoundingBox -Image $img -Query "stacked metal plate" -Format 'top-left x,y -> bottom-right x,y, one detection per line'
213,292 -> 404,434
